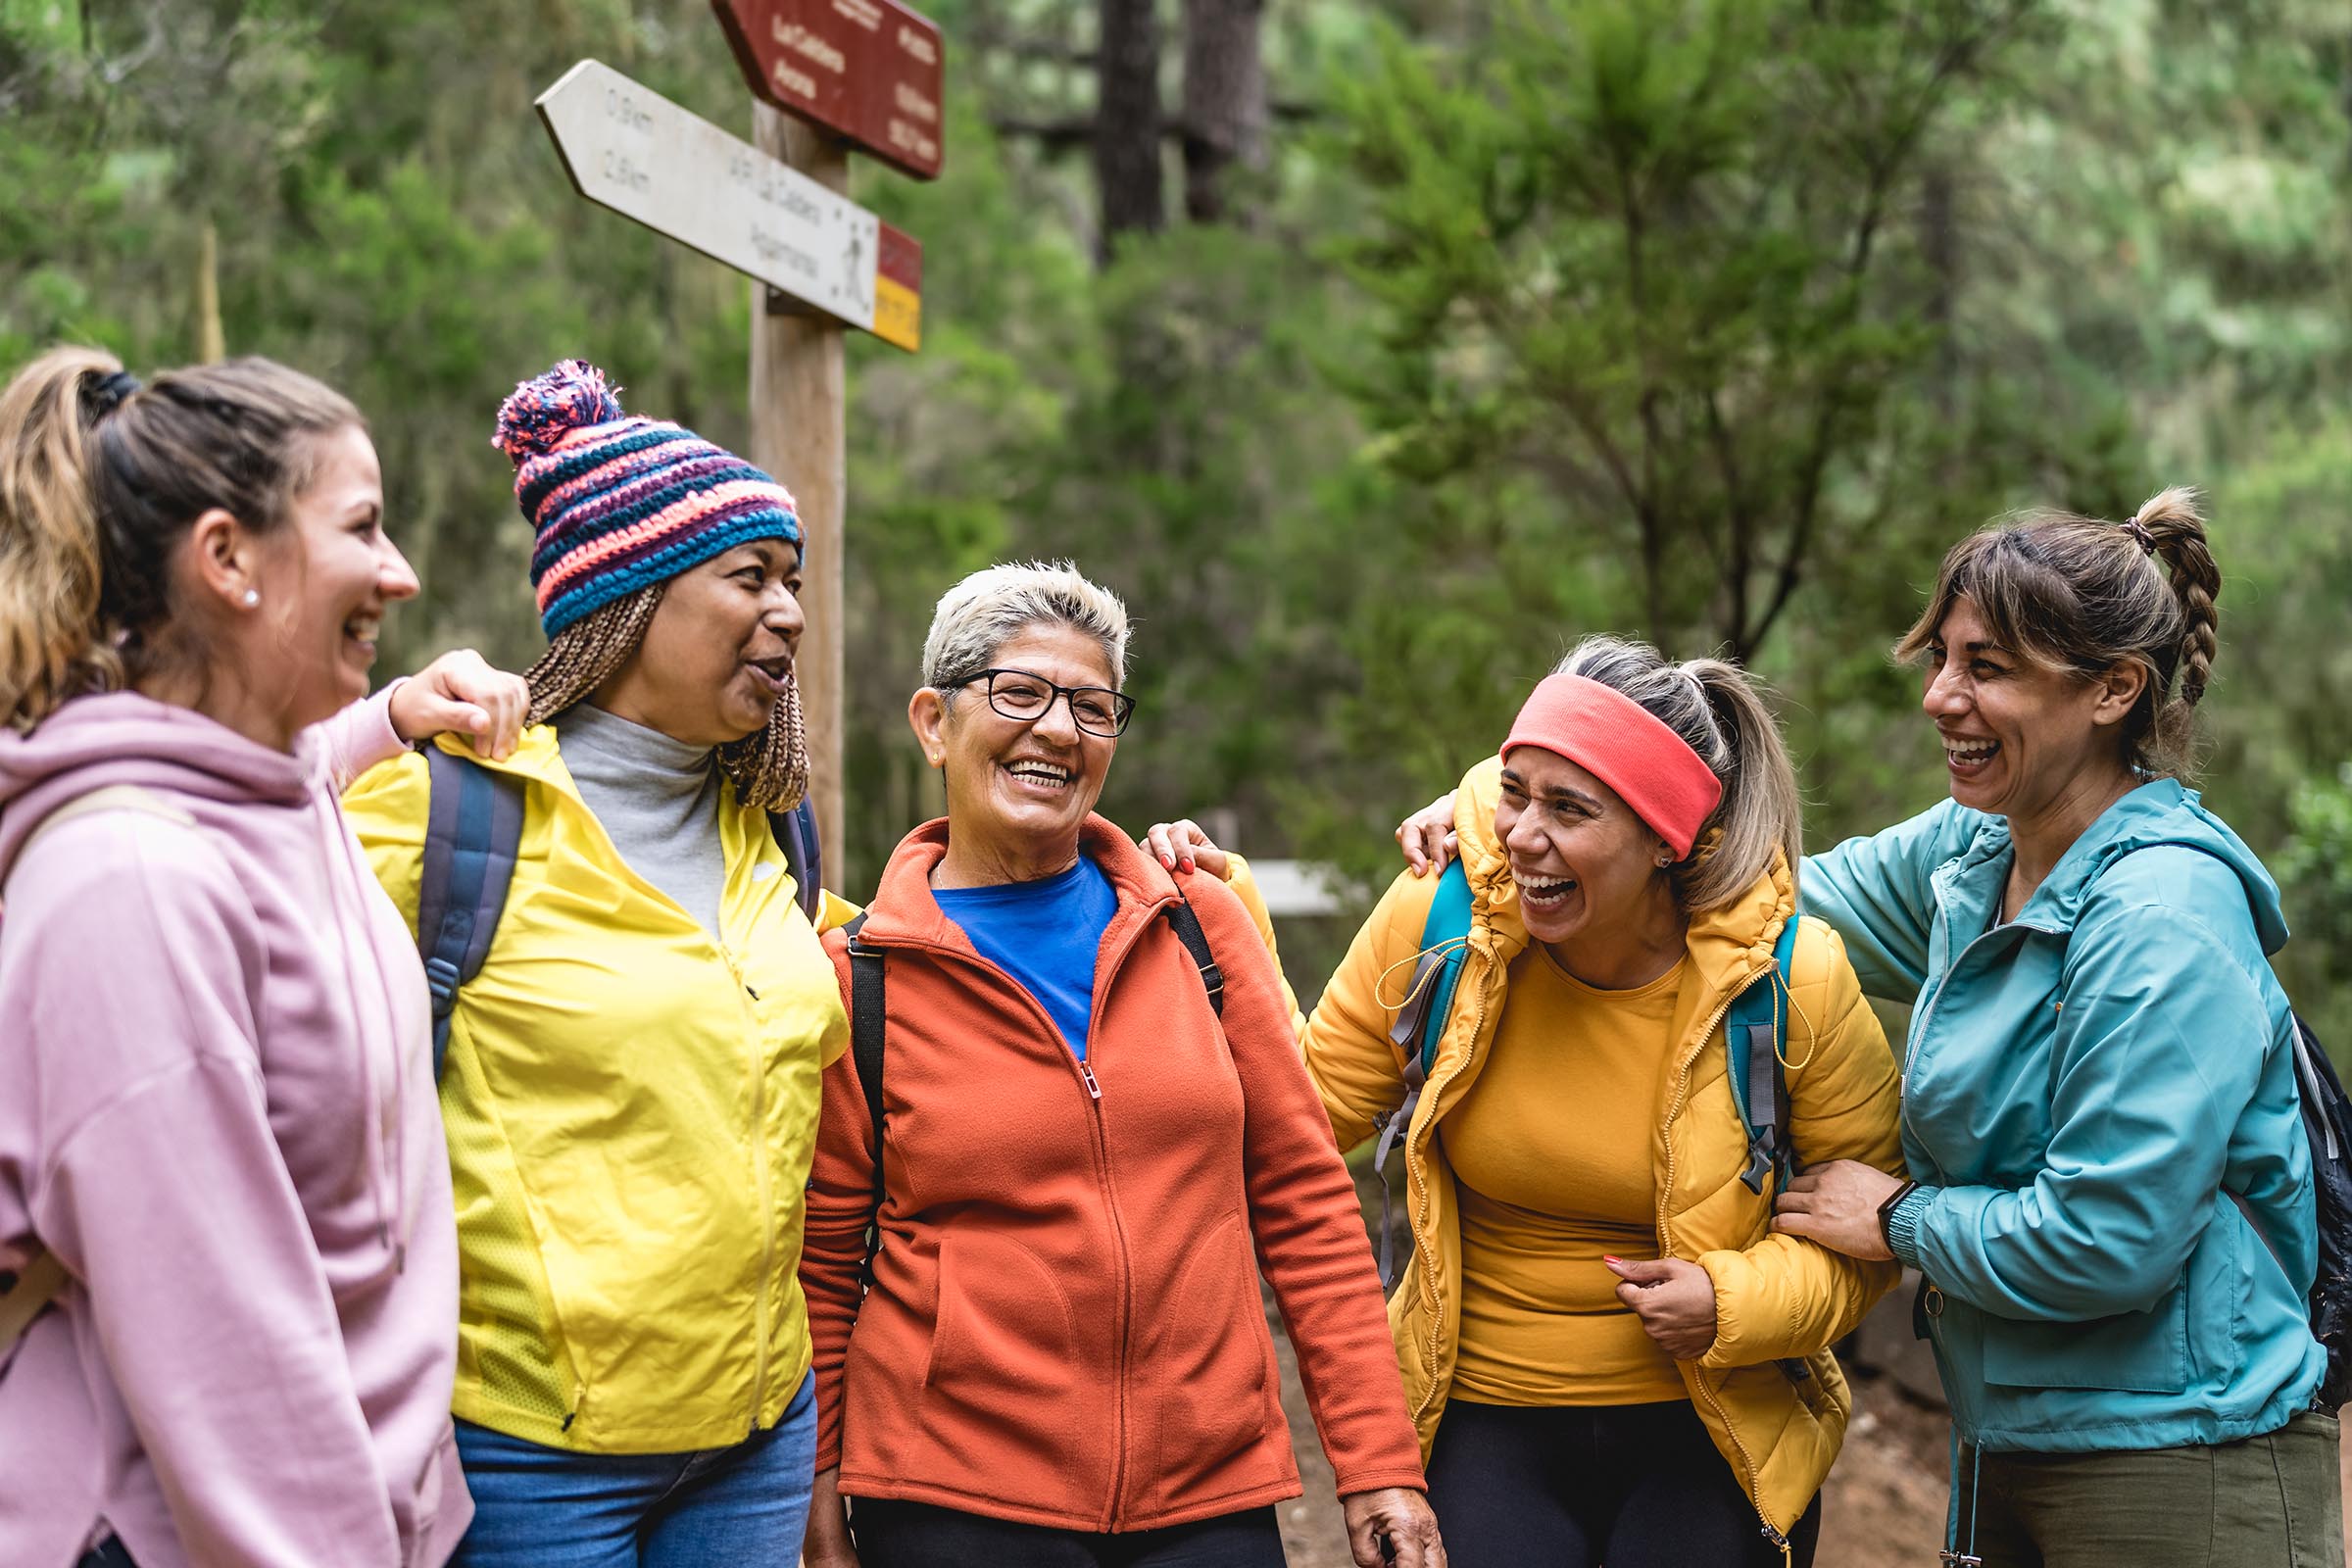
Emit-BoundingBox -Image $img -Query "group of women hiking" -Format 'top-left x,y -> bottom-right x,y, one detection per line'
0,344 -> 2334,1568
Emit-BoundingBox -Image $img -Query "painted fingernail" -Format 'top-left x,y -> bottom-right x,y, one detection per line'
1181,858 -> 1194,871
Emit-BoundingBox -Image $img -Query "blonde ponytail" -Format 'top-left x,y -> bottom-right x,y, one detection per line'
0,348 -> 127,730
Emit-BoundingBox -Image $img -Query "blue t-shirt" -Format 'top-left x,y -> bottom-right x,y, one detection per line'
934,856 -> 1118,1059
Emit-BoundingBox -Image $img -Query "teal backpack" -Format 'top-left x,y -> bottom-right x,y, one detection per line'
1368,857 -> 1802,1288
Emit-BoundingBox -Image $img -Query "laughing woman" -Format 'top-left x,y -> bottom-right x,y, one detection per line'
1774,493 -> 2338,1568
341,362 -> 850,1568
1153,641 -> 1904,1567
798,564 -> 1439,1568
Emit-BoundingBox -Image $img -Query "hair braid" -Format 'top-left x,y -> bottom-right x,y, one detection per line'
2132,487 -> 2220,708
522,583 -> 666,726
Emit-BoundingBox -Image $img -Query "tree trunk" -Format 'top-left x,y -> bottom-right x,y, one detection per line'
1095,0 -> 1164,262
194,220 -> 224,363
1180,0 -> 1265,224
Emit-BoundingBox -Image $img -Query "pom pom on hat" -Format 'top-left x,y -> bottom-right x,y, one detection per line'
492,359 -> 627,466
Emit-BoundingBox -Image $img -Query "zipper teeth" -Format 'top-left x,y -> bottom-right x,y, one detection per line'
860,910 -> 1160,1528
1407,950 -> 1492,1425
1659,965 -> 1774,1541
743,957 -> 774,1432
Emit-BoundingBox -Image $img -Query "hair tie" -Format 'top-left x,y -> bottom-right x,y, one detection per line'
88,369 -> 141,417
2120,516 -> 2158,557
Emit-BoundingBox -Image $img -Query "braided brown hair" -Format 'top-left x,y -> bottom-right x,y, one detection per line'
524,582 -> 810,811
1893,487 -> 2223,779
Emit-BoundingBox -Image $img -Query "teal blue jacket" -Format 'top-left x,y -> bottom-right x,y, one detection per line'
1804,780 -> 2324,1452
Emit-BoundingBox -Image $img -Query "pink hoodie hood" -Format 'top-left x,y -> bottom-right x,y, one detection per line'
0,689 -> 469,1567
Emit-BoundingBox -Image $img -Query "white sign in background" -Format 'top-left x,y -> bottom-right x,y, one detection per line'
536,58 -> 881,333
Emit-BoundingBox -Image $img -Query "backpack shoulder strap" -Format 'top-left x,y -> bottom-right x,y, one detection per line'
416,748 -> 525,1081
767,798 -> 824,924
1374,856 -> 1474,1291
843,911 -> 887,1288
1729,914 -> 1804,1194
1388,857 -> 1475,1088
1163,893 -> 1225,1018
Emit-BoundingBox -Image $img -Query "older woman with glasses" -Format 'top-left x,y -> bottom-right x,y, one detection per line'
797,563 -> 1443,1568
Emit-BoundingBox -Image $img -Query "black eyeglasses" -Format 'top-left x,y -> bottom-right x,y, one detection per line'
942,667 -> 1137,737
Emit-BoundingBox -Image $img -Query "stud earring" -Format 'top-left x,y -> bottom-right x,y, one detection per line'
241,588 -> 261,608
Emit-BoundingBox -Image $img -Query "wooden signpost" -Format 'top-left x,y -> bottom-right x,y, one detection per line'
538,7 -> 944,887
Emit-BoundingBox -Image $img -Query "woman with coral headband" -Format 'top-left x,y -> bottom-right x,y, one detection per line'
341,361 -> 850,1566
1149,637 -> 1902,1566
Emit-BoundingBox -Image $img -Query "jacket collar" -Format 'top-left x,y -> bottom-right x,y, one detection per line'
858,812 -> 1181,952
1933,777 -> 2286,951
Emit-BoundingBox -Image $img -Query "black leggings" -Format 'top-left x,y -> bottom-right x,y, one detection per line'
1425,1397 -> 1821,1568
852,1497 -> 1288,1568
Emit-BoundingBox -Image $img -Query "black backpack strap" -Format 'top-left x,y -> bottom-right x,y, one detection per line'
768,798 -> 824,924
1164,895 -> 1224,1017
417,749 -> 526,1080
844,912 -> 887,1289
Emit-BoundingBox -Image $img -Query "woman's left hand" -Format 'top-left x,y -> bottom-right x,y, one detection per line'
1603,1255 -> 1719,1360
389,649 -> 529,760
1771,1159 -> 1902,1261
1141,818 -> 1230,880
1342,1486 -> 1445,1567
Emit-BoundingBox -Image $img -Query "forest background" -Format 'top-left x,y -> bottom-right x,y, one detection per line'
5,0 -> 2350,1043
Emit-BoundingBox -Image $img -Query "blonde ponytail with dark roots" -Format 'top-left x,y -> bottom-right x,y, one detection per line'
0,348 -> 128,730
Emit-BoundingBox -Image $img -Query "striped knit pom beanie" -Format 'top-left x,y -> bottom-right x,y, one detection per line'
493,359 -> 802,636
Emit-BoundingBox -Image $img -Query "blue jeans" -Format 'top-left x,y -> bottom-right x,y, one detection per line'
451,1370 -> 816,1568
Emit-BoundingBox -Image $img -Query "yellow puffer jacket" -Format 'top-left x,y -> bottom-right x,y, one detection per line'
343,729 -> 850,1453
1239,759 -> 1902,1542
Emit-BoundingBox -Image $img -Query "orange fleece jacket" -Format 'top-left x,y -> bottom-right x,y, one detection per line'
802,815 -> 1424,1532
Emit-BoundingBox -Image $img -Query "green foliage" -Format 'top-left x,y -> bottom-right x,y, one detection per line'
1,0 -> 2346,953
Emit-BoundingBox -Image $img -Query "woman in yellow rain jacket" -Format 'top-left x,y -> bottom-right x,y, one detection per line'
343,362 -> 849,1568
1157,638 -> 1902,1567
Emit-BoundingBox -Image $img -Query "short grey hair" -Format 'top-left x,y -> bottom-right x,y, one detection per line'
920,562 -> 1131,702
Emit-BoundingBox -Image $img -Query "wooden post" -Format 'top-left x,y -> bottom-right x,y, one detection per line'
751,104 -> 850,888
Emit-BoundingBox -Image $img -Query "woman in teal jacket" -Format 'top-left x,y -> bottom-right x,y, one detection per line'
1770,489 -> 2336,1567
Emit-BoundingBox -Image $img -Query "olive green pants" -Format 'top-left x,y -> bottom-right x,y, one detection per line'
1947,1409 -> 2343,1568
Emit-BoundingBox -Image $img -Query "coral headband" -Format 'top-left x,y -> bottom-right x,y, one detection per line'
1498,674 -> 1724,859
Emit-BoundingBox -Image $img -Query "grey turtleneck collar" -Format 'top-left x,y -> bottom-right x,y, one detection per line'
555,704 -> 728,938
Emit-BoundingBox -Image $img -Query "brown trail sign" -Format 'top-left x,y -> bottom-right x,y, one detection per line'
712,0 -> 945,181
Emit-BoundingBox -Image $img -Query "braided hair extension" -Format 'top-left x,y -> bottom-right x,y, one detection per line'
522,579 -> 809,811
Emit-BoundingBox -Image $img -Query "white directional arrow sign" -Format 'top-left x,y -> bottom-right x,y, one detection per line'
536,58 -> 920,351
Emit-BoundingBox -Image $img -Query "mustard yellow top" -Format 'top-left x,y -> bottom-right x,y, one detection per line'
1441,945 -> 1687,1406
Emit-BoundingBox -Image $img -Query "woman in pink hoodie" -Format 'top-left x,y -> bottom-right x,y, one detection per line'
0,347 -> 526,1568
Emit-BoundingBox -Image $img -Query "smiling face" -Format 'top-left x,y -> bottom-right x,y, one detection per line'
247,423 -> 417,733
1922,594 -> 2142,821
1494,745 -> 1675,948
593,539 -> 805,747
914,620 -> 1119,881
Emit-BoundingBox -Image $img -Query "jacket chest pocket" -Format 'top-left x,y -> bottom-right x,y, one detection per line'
1980,1284 -> 2190,1395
